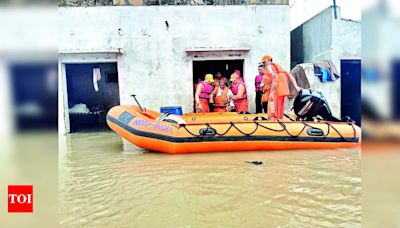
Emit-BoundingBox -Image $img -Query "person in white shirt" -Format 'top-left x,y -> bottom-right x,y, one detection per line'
209,78 -> 235,112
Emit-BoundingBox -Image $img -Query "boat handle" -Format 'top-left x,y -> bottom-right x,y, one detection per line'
307,128 -> 324,136
199,128 -> 216,136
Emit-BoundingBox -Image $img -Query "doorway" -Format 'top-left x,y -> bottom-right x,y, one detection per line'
10,63 -> 58,132
393,60 -> 400,120
341,60 -> 361,126
193,60 -> 244,83
66,63 -> 120,132
192,60 -> 244,112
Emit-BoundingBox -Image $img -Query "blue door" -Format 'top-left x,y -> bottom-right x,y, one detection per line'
393,60 -> 400,120
341,60 -> 361,126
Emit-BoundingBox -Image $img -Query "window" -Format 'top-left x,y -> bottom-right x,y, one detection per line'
106,72 -> 118,83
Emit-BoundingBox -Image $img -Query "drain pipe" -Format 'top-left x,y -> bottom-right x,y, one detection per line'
333,0 -> 338,19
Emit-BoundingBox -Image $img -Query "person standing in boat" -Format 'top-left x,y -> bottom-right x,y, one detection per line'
255,65 -> 265,113
261,66 -> 273,114
259,55 -> 302,120
230,73 -> 248,113
195,74 -> 214,113
210,78 -> 234,112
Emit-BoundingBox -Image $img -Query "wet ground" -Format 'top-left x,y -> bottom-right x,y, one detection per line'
59,131 -> 361,227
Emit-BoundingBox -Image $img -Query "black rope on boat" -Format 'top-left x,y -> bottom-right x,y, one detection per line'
329,123 -> 355,142
303,121 -> 357,142
178,118 -> 358,141
276,119 -> 308,137
257,122 -> 286,132
214,122 -> 235,136
229,121 -> 259,136
181,124 -> 202,137
350,122 -> 357,139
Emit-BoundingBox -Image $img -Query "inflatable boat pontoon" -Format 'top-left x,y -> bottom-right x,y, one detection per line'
106,105 -> 361,154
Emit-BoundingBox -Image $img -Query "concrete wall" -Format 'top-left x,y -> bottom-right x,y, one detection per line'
301,6 -> 333,64
331,17 -> 361,73
59,6 -> 290,122
59,0 -> 288,7
291,5 -> 361,72
290,6 -> 361,117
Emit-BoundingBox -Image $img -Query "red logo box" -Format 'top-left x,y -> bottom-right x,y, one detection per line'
8,185 -> 33,213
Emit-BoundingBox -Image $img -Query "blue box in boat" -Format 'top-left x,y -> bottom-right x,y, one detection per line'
160,106 -> 183,115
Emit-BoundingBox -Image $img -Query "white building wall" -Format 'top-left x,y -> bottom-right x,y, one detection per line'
59,6 -> 290,118
1,8 -> 57,136
0,60 -> 13,137
332,16 -> 361,73
330,17 -> 360,119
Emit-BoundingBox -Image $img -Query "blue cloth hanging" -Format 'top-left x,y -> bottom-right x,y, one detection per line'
314,66 -> 334,82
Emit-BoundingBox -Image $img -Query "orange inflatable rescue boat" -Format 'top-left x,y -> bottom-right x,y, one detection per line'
106,104 -> 361,154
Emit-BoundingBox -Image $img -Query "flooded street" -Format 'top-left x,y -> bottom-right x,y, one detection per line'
59,132 -> 361,227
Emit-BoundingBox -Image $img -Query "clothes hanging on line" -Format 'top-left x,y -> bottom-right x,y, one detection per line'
313,60 -> 340,82
289,64 -> 311,99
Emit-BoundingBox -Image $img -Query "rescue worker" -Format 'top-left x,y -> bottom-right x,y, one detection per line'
195,74 -> 214,113
255,65 -> 264,113
259,55 -> 302,120
234,70 -> 244,83
210,78 -> 234,112
230,73 -> 248,113
193,78 -> 202,98
213,72 -> 227,88
261,66 -> 273,114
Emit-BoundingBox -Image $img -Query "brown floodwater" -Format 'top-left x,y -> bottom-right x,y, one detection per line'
59,131 -> 361,227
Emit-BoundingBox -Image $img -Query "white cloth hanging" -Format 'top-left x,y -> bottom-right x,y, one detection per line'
93,68 -> 101,92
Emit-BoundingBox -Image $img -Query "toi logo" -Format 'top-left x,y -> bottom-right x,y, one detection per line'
8,185 -> 33,213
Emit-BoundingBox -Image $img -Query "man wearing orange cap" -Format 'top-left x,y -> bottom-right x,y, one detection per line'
230,73 -> 248,113
195,74 -> 214,113
259,55 -> 302,120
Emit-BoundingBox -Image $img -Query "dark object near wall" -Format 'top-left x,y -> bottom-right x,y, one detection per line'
10,63 -> 58,131
293,89 -> 340,122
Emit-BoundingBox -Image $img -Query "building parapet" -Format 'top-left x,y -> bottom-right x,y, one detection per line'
59,0 -> 288,7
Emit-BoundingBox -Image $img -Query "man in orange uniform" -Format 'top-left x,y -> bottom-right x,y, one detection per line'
230,73 -> 248,113
195,74 -> 214,113
259,55 -> 302,120
210,78 -> 234,112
